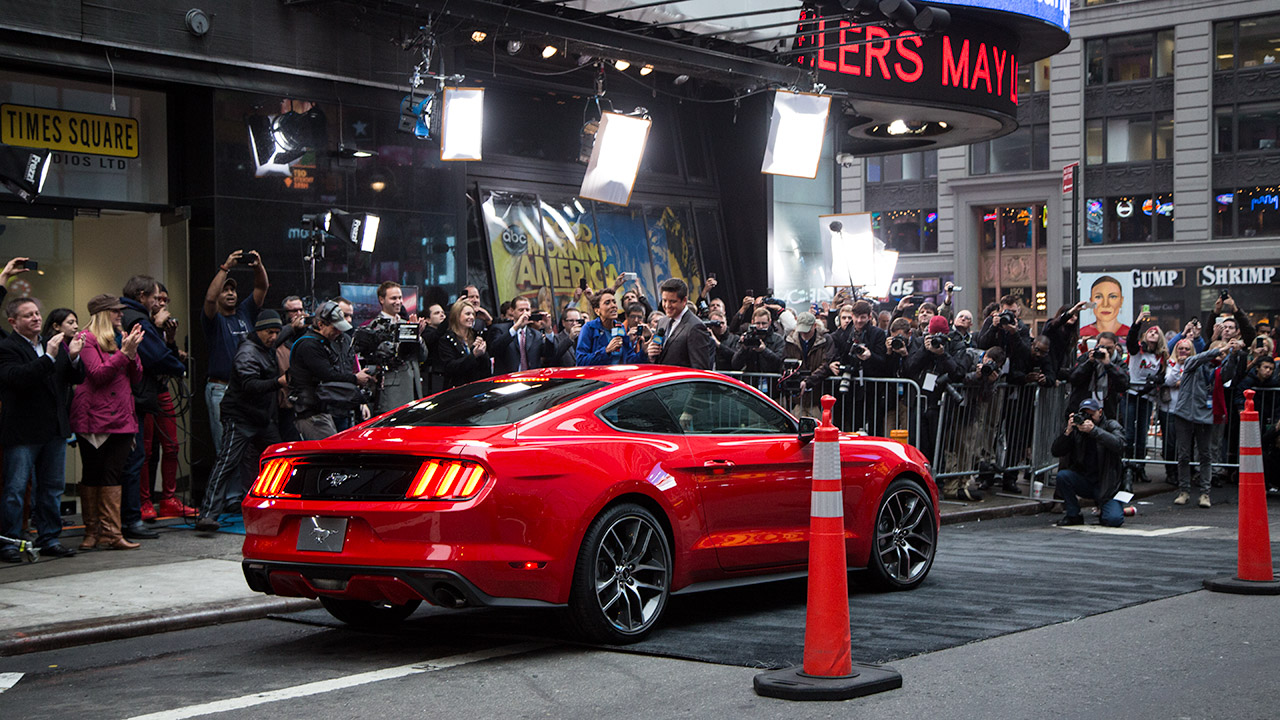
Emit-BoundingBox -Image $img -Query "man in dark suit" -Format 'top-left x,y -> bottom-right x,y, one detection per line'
0,297 -> 86,561
490,297 -> 555,374
647,278 -> 715,369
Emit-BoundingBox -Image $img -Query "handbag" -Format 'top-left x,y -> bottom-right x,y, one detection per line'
316,381 -> 362,413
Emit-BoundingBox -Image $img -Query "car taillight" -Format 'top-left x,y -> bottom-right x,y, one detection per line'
405,459 -> 488,500
250,458 -> 299,498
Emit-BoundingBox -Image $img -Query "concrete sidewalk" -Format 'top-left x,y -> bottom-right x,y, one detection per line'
0,473 -> 1176,656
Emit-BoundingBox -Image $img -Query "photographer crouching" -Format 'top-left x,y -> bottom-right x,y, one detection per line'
1052,398 -> 1127,527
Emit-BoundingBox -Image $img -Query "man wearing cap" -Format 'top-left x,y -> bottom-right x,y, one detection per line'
788,310 -> 835,417
0,296 -> 85,561
194,311 -> 287,530
288,300 -> 372,441
202,250 -> 269,455
1051,398 -> 1126,527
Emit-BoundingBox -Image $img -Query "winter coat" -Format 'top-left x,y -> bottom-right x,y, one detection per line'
221,332 -> 280,428
70,332 -> 143,435
1051,416 -> 1125,503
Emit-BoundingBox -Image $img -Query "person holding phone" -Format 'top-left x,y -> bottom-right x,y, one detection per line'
0,257 -> 35,340
202,249 -> 269,455
489,296 -> 555,374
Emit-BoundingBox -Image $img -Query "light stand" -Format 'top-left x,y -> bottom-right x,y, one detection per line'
300,213 -> 328,311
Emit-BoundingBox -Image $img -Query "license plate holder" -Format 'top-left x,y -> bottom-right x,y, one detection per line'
296,516 -> 348,553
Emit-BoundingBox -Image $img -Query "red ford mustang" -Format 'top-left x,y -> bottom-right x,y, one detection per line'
242,366 -> 938,643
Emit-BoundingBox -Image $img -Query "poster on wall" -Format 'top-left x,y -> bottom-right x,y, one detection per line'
594,203 -> 655,306
482,191 -> 550,315
645,206 -> 705,300
539,197 -> 599,318
1077,271 -> 1133,342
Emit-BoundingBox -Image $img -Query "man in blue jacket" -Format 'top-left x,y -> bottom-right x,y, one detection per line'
119,275 -> 188,539
576,289 -> 647,366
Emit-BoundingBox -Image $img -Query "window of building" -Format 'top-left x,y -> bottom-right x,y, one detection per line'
1017,58 -> 1052,96
970,124 -> 1050,175
866,150 -> 937,183
1216,14 -> 1280,70
1085,195 -> 1174,244
1085,113 -> 1173,165
871,209 -> 938,254
1213,187 -> 1280,238
1086,30 -> 1175,86
1217,102 -> 1280,153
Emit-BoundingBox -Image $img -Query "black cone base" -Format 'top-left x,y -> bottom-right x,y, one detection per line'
1203,576 -> 1280,595
753,663 -> 902,701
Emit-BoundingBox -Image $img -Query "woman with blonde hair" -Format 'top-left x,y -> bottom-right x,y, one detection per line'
1122,310 -> 1169,484
70,295 -> 145,550
435,299 -> 491,388
1161,337 -> 1197,465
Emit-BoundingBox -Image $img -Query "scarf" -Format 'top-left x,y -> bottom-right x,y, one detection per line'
1212,366 -> 1227,424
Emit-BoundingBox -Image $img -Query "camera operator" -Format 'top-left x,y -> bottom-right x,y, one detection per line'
202,249 -> 268,454
552,307 -> 584,367
1067,333 -> 1129,419
490,296 -> 555,374
195,311 -> 285,531
826,300 -> 888,383
976,295 -> 1032,375
360,282 -> 426,415
904,315 -> 965,463
704,309 -> 739,370
732,307 -> 784,373
288,301 -> 373,440
1052,398 -> 1126,527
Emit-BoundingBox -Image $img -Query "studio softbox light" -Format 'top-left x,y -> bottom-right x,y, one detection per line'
325,209 -> 382,253
761,90 -> 831,179
0,144 -> 52,202
579,111 -> 651,206
440,87 -> 485,161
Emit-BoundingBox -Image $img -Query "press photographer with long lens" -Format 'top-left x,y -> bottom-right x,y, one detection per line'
731,307 -> 784,373
1052,398 -> 1126,527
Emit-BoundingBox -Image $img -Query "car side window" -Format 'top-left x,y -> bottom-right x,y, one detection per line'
653,381 -> 795,435
599,389 -> 684,434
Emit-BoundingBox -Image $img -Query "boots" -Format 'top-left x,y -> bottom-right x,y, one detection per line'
78,485 -> 100,551
96,486 -> 141,550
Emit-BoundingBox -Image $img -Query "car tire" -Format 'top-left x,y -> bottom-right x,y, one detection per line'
567,503 -> 671,644
319,597 -> 422,629
866,477 -> 936,591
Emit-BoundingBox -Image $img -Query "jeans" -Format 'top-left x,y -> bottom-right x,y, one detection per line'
1056,468 -> 1124,527
201,419 -> 281,519
206,381 -> 228,455
120,419 -> 145,525
1175,416 -> 1213,494
2,437 -> 69,548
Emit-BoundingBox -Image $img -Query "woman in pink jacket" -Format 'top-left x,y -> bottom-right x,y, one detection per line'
71,294 -> 146,550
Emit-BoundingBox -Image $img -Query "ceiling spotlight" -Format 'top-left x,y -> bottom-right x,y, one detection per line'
614,59 -> 630,71
506,40 -> 523,55
886,119 -> 913,135
879,0 -> 918,28
640,64 -> 654,76
867,119 -> 951,138
542,45 -> 558,59
673,74 -> 690,85
470,30 -> 487,43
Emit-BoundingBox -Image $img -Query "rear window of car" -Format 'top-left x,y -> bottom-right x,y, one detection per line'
369,378 -> 608,427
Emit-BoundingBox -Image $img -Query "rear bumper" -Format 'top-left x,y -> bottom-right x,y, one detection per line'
241,559 -> 565,609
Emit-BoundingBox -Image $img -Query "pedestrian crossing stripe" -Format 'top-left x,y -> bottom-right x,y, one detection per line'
0,672 -> 22,693
1058,525 -> 1212,537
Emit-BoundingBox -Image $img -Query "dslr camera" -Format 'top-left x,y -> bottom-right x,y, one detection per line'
997,309 -> 1019,327
780,358 -> 804,394
890,335 -> 907,352
979,360 -> 1000,377
836,344 -> 868,394
1072,410 -> 1090,426
926,333 -> 947,351
1091,347 -> 1108,361
741,325 -> 769,348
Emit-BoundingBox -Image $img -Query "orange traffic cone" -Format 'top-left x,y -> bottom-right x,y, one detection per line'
754,395 -> 903,701
1204,389 -> 1280,594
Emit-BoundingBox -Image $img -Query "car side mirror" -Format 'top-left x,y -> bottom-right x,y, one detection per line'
798,416 -> 818,444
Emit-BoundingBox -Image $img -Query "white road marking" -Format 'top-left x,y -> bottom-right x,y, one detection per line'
0,672 -> 23,693
126,642 -> 548,720
1058,525 -> 1212,537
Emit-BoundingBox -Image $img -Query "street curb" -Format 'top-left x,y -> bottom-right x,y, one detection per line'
940,482 -> 1177,526
0,597 -> 319,657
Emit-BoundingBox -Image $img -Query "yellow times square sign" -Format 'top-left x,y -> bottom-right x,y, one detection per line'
2,103 -> 139,159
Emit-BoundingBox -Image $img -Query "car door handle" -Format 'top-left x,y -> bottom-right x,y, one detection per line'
703,460 -> 735,469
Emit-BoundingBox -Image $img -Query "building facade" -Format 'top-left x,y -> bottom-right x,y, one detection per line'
844,0 -> 1279,332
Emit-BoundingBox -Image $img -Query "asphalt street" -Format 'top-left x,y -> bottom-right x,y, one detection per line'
2,490 -> 1277,720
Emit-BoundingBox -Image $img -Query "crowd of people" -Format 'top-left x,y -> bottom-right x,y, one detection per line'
1,250 -> 1277,559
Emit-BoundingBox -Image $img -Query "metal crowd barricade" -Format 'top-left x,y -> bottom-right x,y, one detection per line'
1029,384 -> 1071,482
930,381 -> 1050,498
718,371 -> 924,448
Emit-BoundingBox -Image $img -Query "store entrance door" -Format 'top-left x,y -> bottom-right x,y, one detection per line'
975,203 -> 1050,332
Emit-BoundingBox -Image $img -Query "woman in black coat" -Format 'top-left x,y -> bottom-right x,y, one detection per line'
435,299 -> 491,388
